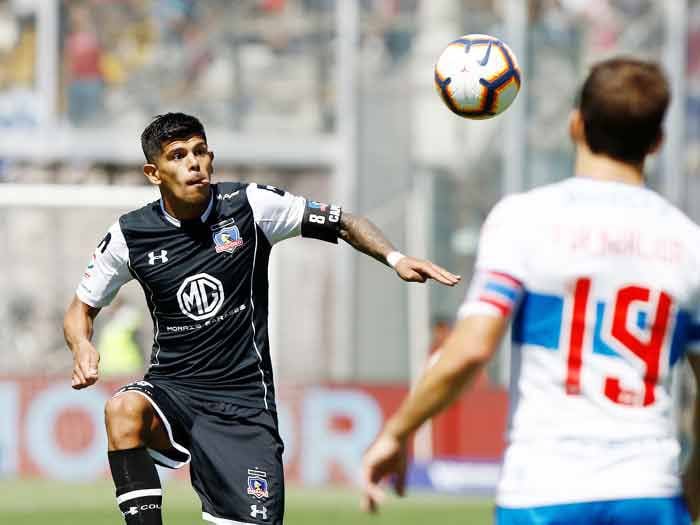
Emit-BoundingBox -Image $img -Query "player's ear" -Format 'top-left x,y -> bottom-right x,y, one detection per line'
143,163 -> 161,185
569,109 -> 585,145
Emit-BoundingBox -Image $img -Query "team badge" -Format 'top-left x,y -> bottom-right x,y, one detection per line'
247,469 -> 269,500
212,219 -> 244,254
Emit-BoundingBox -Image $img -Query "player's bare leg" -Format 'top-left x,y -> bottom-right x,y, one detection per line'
105,392 -> 168,525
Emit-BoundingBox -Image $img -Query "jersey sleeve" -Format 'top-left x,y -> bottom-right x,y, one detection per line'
76,222 -> 132,308
246,183 -> 342,245
246,184 -> 305,245
457,195 -> 527,319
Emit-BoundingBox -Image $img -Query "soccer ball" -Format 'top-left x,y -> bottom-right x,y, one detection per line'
434,34 -> 521,120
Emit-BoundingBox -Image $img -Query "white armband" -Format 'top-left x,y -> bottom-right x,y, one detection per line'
386,251 -> 405,268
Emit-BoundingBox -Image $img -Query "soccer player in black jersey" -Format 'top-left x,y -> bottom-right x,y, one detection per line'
63,113 -> 460,525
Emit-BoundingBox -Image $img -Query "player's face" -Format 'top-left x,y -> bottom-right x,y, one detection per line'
144,135 -> 214,206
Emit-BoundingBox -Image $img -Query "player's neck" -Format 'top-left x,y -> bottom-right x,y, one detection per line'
574,146 -> 645,186
161,191 -> 212,222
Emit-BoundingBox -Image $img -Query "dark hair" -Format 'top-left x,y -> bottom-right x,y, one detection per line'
578,57 -> 670,164
141,113 -> 207,163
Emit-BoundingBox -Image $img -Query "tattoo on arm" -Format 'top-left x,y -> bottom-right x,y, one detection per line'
339,212 -> 396,266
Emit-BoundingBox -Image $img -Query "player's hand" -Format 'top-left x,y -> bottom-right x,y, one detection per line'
683,469 -> 700,521
71,340 -> 100,390
394,256 -> 461,286
361,431 -> 408,514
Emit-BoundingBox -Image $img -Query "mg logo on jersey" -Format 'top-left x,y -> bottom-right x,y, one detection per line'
177,273 -> 225,321
148,250 -> 168,265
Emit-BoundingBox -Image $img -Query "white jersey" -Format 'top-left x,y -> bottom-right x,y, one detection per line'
459,177 -> 700,507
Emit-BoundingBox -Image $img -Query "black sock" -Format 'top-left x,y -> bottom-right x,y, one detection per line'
108,447 -> 163,525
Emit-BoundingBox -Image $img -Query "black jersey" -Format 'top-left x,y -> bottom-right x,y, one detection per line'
77,182 -> 341,410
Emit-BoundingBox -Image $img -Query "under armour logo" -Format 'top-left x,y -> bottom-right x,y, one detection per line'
148,250 -> 168,265
123,506 -> 139,516
250,504 -> 268,520
217,190 -> 240,200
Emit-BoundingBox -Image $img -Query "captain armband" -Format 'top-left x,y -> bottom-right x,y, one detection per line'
301,201 -> 342,244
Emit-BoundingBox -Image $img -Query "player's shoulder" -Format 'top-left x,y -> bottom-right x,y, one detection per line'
212,181 -> 248,205
646,194 -> 700,271
244,182 -> 300,211
516,178 -> 579,205
243,181 -> 290,197
653,191 -> 699,229
661,198 -> 700,229
485,184 -> 547,224
628,183 -> 700,240
216,181 -> 247,195
484,179 -> 612,231
659,197 -> 700,246
118,199 -> 163,232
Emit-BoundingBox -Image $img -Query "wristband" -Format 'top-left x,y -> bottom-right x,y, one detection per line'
386,251 -> 405,268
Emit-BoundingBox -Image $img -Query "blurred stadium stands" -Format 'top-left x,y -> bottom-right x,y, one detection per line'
0,0 -> 699,493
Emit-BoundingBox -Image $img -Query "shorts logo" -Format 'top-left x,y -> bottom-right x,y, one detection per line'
211,219 -> 244,254
247,469 -> 269,500
250,504 -> 268,520
177,273 -> 225,321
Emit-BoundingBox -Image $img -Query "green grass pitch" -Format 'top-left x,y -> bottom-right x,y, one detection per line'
0,479 -> 493,525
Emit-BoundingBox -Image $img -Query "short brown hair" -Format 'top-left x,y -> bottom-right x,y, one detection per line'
578,57 -> 670,164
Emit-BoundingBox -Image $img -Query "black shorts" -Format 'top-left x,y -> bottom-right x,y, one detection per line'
113,380 -> 285,525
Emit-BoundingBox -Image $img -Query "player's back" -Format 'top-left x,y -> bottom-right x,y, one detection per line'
492,177 -> 700,506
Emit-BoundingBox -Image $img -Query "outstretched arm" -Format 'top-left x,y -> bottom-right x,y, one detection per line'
361,314 -> 508,512
64,295 -> 102,390
339,212 -> 460,286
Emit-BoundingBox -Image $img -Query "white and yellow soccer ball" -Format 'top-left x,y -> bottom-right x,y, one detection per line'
434,34 -> 521,120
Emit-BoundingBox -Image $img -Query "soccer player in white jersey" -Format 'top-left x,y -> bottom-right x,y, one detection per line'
362,58 -> 700,524
63,112 -> 460,525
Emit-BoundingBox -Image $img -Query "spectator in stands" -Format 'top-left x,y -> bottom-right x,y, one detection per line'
64,4 -> 104,126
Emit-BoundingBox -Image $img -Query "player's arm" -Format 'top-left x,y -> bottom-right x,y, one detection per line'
339,212 -> 459,286
362,195 -> 525,512
361,313 -> 508,512
683,354 -> 700,520
246,184 -> 459,286
64,297 -> 101,390
64,222 -> 132,389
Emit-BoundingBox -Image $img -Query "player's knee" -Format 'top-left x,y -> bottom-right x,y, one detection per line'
105,393 -> 150,447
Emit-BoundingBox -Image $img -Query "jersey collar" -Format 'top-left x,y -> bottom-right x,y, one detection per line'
159,192 -> 214,228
